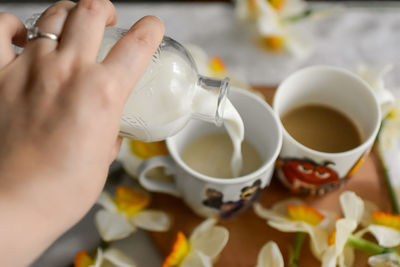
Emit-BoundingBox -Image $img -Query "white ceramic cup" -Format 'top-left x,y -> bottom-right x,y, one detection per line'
273,66 -> 394,195
137,87 -> 282,218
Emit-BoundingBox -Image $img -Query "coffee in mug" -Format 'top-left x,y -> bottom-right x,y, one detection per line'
281,104 -> 362,153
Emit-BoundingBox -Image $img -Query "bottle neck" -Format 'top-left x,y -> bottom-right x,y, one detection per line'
192,75 -> 230,126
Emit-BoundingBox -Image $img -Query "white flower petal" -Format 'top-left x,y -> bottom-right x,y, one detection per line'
257,15 -> 282,36
181,251 -> 212,267
254,199 -> 305,221
319,210 -> 338,233
190,221 -> 229,260
256,0 -> 277,17
268,220 -> 328,258
283,24 -> 313,58
354,227 -> 370,238
334,219 -> 357,255
340,191 -> 364,223
235,0 -> 251,21
96,192 -> 117,212
280,0 -> 307,18
368,253 -> 400,267
256,241 -> 284,267
368,225 -> 400,247
271,198 -> 305,216
361,200 -> 379,227
322,246 -> 337,267
117,139 -> 141,178
92,248 -> 104,267
95,210 -> 135,242
341,247 -> 355,267
191,217 -> 218,236
103,248 -> 137,267
130,210 -> 171,232
253,203 -> 288,222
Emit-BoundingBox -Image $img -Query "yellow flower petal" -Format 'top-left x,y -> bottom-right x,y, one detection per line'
268,0 -> 285,10
163,232 -> 190,267
256,241 -> 284,267
209,57 -> 226,74
262,35 -> 285,52
328,230 -> 336,246
287,205 -> 325,225
74,251 -> 95,267
115,186 -> 150,216
247,0 -> 261,18
130,210 -> 171,232
372,211 -> 400,230
129,140 -> 168,160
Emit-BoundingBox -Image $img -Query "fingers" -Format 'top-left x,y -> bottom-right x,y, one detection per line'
24,1 -> 76,55
58,0 -> 117,62
102,16 -> 164,101
0,13 -> 26,68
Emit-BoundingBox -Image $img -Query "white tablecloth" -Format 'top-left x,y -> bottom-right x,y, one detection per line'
1,2 -> 400,267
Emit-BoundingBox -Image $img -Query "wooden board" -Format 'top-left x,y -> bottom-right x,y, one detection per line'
149,86 -> 391,267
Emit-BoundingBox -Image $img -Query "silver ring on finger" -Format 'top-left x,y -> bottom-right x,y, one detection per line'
27,26 -> 59,42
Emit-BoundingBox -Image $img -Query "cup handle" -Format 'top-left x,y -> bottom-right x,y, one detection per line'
375,88 -> 395,119
137,156 -> 181,197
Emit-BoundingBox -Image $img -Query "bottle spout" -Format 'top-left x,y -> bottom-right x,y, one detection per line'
192,75 -> 230,126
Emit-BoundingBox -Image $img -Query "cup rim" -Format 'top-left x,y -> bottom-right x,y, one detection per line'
166,87 -> 283,185
273,65 -> 381,158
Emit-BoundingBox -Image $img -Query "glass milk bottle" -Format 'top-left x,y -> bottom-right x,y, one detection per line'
98,28 -> 230,142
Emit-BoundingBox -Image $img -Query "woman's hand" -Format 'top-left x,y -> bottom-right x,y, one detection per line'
0,1 -> 164,266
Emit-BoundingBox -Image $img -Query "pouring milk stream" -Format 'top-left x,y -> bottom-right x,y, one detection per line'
98,27 -> 245,177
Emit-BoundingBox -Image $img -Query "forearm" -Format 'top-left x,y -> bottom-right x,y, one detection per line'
0,187 -> 66,266
0,164 -> 106,266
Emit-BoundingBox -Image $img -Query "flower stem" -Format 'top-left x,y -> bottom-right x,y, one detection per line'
288,232 -> 306,267
286,9 -> 313,23
347,235 -> 395,255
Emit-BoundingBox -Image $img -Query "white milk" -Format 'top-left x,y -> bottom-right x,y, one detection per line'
99,36 -> 244,175
192,90 -> 244,177
223,100 -> 244,177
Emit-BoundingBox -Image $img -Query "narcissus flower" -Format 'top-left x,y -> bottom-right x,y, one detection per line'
95,186 -> 171,242
254,198 -> 335,258
74,248 -> 136,267
163,218 -> 229,267
321,191 -> 364,267
368,253 -> 400,267
118,138 -> 169,177
256,241 -> 284,267
355,64 -> 395,118
358,211 -> 400,248
235,0 -> 314,58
